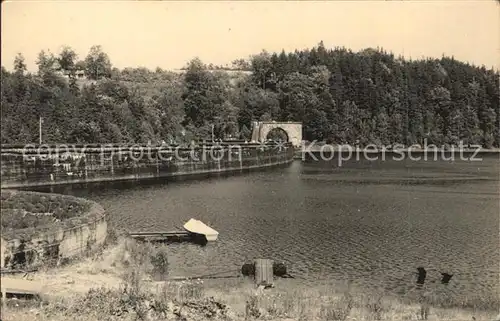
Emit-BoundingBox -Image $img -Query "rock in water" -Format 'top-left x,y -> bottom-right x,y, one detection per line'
241,263 -> 255,276
273,262 -> 287,277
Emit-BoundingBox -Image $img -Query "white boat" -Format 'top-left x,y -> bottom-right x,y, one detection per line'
183,219 -> 219,242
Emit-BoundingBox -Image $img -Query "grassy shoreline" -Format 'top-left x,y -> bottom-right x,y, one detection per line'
2,236 -> 498,321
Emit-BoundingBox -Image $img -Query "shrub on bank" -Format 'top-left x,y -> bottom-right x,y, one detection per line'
112,238 -> 170,282
1,190 -> 91,230
1,209 -> 56,229
150,246 -> 169,280
34,280 -> 497,321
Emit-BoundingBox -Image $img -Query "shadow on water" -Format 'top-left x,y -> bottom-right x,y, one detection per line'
301,177 -> 495,187
21,162 -> 294,196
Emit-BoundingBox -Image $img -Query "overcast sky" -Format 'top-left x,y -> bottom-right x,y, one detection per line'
2,1 -> 499,72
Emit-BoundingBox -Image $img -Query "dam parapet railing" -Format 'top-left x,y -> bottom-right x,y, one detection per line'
0,142 -> 295,188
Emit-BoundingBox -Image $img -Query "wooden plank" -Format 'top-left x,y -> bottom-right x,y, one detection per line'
129,230 -> 192,243
254,259 -> 273,286
129,231 -> 188,236
129,231 -> 189,237
0,277 -> 43,296
168,275 -> 240,281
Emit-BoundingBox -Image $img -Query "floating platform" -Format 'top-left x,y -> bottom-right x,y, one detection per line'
254,258 -> 274,287
128,230 -> 191,242
129,219 -> 218,245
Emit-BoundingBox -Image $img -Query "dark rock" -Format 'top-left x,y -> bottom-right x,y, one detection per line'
273,262 -> 287,277
441,272 -> 453,285
416,267 -> 427,286
241,263 -> 255,276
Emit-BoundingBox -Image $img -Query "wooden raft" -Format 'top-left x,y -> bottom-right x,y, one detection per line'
128,219 -> 219,244
129,231 -> 190,242
254,259 -> 273,286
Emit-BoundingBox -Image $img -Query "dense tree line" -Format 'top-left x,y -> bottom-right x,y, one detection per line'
1,42 -> 499,147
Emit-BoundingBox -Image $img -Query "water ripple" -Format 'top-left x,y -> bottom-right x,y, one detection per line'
49,157 -> 499,302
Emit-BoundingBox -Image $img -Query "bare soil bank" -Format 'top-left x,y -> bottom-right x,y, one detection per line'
1,237 -> 498,321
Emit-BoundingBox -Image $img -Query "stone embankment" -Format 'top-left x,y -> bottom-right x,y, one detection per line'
0,189 -> 107,269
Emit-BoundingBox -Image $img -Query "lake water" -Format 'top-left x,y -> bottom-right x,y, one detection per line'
38,153 -> 499,303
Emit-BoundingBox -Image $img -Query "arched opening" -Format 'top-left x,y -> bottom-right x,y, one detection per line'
266,127 -> 289,143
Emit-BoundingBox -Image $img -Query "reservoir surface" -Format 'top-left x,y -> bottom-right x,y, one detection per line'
36,153 -> 500,301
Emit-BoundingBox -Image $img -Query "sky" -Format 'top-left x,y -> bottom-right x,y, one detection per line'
2,1 -> 499,72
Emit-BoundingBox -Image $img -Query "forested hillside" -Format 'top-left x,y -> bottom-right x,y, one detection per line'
1,42 -> 499,147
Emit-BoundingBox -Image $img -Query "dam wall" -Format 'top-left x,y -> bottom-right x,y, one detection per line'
0,143 -> 294,189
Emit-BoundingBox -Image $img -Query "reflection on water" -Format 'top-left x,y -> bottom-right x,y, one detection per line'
34,154 -> 500,301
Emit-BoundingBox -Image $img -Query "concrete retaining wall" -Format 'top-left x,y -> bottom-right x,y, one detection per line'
0,144 -> 295,188
0,190 -> 107,269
